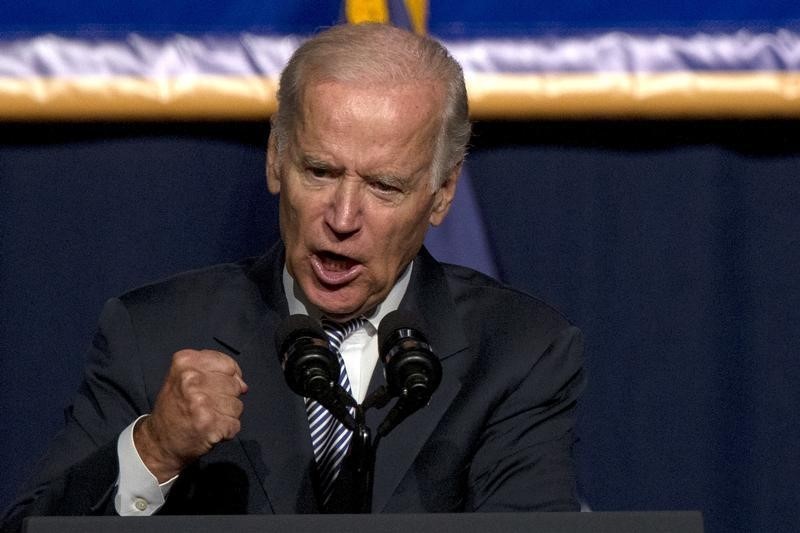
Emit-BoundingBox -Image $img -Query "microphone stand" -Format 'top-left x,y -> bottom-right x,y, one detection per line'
325,386 -> 430,513
349,405 -> 375,513
318,384 -> 436,513
341,386 -> 394,513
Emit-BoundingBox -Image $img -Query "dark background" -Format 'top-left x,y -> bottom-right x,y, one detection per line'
1,119 -> 799,533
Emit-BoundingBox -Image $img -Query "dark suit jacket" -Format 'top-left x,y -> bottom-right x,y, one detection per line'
2,243 -> 585,530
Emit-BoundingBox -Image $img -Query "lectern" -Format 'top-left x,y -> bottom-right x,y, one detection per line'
24,511 -> 704,533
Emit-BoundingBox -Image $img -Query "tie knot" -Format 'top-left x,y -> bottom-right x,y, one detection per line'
321,316 -> 366,353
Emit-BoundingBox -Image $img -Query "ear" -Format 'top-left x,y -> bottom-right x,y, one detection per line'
429,162 -> 462,227
266,133 -> 281,195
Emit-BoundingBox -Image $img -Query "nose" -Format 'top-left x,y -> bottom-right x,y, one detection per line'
325,178 -> 362,238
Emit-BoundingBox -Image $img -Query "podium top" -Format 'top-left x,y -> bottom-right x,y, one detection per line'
24,511 -> 704,533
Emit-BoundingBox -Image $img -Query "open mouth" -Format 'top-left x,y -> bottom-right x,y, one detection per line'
311,251 -> 363,286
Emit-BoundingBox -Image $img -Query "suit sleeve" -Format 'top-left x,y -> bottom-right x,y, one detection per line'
465,324 -> 586,511
1,298 -> 153,531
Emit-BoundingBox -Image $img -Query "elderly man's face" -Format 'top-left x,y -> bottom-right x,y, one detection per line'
267,80 -> 458,320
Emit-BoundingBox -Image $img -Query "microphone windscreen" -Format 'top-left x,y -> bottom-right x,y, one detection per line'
274,314 -> 325,354
378,310 -> 426,353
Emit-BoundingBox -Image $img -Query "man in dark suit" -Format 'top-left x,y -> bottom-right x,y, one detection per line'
2,23 -> 584,530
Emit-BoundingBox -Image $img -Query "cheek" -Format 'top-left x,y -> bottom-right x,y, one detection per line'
278,197 -> 296,233
372,210 -> 431,259
282,185 -> 313,227
278,194 -> 309,253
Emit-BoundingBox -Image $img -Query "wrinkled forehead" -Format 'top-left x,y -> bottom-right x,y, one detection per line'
295,76 -> 445,125
295,80 -> 444,142
281,82 -> 442,187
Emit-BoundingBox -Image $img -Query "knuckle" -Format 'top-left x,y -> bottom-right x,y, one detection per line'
227,376 -> 243,394
202,349 -> 225,360
206,350 -> 239,373
173,349 -> 195,366
218,354 -> 237,373
191,407 -> 214,432
225,420 -> 242,440
187,391 -> 210,410
180,369 -> 202,390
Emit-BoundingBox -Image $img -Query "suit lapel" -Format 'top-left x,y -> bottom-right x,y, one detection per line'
211,243 -> 319,513
369,248 -> 470,512
234,314 -> 319,513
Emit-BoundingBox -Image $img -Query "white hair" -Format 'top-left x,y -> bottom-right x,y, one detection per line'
271,23 -> 470,189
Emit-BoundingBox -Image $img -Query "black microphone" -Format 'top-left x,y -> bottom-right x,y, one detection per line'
376,310 -> 442,437
275,314 -> 356,430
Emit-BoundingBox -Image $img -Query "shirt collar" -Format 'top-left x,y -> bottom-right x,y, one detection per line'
282,261 -> 413,334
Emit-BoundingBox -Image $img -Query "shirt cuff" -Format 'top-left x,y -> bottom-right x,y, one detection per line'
114,414 -> 178,516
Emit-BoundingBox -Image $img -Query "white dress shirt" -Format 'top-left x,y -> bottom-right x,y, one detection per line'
113,262 -> 412,515
283,264 -> 411,402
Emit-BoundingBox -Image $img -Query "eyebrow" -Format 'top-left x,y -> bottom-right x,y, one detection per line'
300,155 -> 339,172
299,154 -> 412,187
368,173 -> 407,188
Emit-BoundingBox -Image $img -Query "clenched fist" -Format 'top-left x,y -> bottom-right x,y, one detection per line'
134,349 -> 248,482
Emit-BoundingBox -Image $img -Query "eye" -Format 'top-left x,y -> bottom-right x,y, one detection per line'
308,166 -> 330,178
372,181 -> 397,193
369,177 -> 404,195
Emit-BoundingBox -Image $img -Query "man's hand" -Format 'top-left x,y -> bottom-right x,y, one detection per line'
133,349 -> 248,482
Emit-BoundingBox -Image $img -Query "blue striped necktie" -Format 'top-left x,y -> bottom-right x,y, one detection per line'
306,316 -> 366,506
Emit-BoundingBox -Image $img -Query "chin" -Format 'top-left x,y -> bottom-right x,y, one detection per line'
308,288 -> 363,318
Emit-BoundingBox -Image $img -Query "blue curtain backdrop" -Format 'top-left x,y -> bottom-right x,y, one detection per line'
2,2 -> 800,533
1,120 -> 799,533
